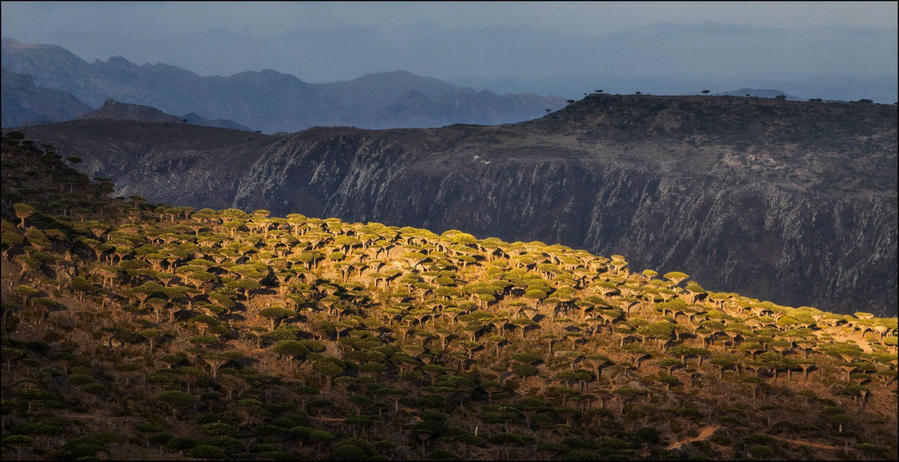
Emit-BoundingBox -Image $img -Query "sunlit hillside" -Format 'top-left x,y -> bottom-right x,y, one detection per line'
1,131 -> 897,460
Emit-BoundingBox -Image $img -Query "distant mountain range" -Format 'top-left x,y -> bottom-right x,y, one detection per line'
1,37 -> 566,133
25,19 -> 891,100
1,68 -> 91,127
2,67 -> 251,131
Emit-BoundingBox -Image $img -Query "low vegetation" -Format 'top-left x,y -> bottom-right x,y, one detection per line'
1,131 -> 897,459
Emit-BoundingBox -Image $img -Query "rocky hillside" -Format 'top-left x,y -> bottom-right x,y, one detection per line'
80,99 -> 186,124
78,99 -> 251,131
1,38 -> 566,133
0,69 -> 92,127
8,94 -> 897,316
2,133 -> 897,460
6,119 -> 272,209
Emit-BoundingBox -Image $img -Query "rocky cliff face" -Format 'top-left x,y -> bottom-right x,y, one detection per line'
10,95 -> 897,316
229,127 -> 896,316
7,119 -> 272,208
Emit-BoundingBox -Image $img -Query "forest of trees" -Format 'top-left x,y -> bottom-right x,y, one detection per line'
1,131 -> 897,460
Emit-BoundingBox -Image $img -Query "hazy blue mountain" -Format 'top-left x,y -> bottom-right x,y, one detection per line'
1,68 -> 91,127
21,20 -> 893,102
317,70 -> 563,128
2,37 -> 566,133
181,112 -> 251,131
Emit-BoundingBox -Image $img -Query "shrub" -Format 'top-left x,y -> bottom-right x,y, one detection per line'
148,432 -> 173,445
710,434 -> 732,446
201,422 -> 238,436
164,437 -> 197,450
330,442 -> 367,460
188,444 -> 227,459
135,423 -> 163,433
635,426 -> 661,444
743,433 -> 773,445
427,448 -> 457,459
748,444 -> 774,458
564,449 -> 598,460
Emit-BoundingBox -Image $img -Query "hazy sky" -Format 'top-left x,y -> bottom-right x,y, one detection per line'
2,1 -> 897,85
4,2 -> 897,38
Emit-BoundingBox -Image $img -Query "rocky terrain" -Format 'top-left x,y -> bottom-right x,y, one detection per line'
7,94 -> 897,316
79,100 -> 185,124
1,38 -> 566,133
79,100 -> 251,131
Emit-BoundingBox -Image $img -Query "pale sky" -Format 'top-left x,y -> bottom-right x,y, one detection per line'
4,2 -> 896,38
2,1 -> 897,84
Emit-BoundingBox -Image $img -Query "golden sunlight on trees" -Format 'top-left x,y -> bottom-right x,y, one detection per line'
0,133 -> 896,460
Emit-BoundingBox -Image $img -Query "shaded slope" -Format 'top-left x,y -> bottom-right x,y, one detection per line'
9,119 -> 272,209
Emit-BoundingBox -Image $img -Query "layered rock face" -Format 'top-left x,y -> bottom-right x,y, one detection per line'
11,95 -> 898,315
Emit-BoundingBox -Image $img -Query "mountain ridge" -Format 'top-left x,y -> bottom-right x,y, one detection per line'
80,99 -> 185,124
713,89 -> 800,100
1,37 -> 566,133
78,99 -> 252,131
